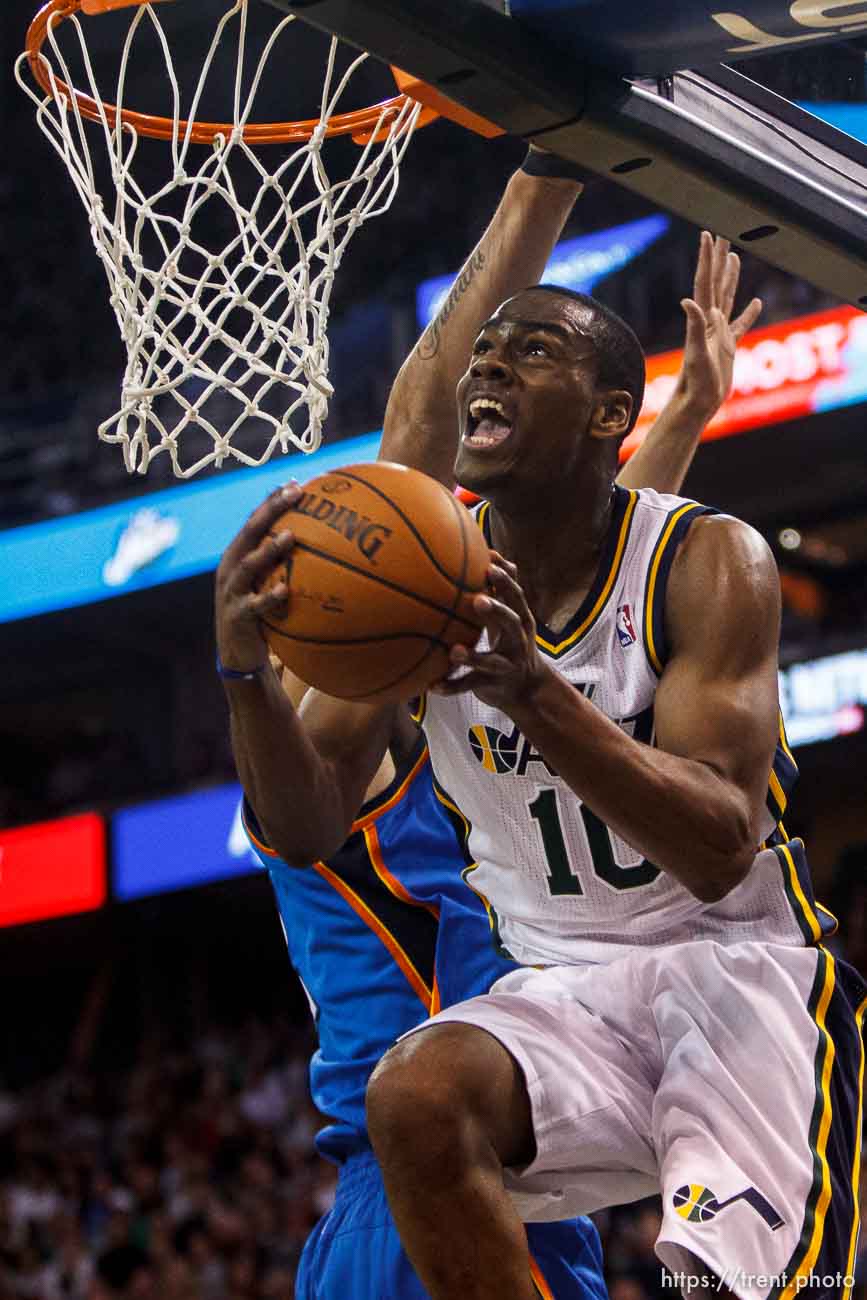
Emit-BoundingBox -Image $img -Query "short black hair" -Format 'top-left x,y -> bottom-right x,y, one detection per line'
523,284 -> 646,435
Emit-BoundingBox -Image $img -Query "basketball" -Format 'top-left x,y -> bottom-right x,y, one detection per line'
259,462 -> 491,701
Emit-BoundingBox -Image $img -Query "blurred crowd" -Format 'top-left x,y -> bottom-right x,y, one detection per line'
0,1019 -> 327,1300
0,847 -> 865,1300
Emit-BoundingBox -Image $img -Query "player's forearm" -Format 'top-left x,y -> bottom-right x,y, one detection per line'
224,669 -> 366,866
381,167 -> 584,485
510,669 -> 755,901
617,390 -> 714,495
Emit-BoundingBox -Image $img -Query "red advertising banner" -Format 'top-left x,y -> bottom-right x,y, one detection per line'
621,304 -> 867,460
0,812 -> 106,927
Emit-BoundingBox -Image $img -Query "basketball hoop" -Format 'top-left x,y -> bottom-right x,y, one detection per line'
14,1 -> 454,477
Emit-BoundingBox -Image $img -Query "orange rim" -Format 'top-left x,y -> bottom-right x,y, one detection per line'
24,0 -> 438,145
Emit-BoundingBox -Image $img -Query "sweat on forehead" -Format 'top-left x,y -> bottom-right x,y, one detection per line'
482,287 -> 594,334
480,283 -> 647,436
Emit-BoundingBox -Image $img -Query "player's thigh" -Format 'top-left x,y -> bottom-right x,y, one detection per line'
653,943 -> 866,1299
373,1018 -> 536,1169
402,966 -> 659,1221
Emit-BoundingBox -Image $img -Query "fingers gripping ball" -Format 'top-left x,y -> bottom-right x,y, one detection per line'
260,462 -> 491,701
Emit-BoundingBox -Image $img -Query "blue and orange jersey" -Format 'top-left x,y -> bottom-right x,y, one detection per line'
243,728 -> 517,1163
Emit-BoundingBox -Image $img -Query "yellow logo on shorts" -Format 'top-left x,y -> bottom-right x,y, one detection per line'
673,1184 -> 784,1231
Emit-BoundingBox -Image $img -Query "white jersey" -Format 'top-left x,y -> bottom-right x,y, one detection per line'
422,487 -> 835,967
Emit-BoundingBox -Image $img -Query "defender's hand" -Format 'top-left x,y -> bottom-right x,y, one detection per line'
434,556 -> 550,713
215,483 -> 301,674
678,231 -> 762,420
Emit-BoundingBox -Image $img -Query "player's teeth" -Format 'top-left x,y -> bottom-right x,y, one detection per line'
469,399 -> 507,419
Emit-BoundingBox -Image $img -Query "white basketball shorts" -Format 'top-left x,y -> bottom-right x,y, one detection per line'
403,941 -> 866,1300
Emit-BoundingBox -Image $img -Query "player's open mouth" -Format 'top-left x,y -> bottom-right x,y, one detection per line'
464,397 -> 514,448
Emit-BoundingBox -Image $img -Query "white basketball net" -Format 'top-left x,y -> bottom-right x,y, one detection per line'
15,2 -> 422,476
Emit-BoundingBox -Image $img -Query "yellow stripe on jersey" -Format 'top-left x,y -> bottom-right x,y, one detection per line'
768,766 -> 789,819
431,782 -> 495,929
768,713 -> 798,822
432,782 -> 469,835
771,716 -> 836,934
778,950 -> 837,1300
843,993 -> 867,1299
535,489 -> 638,656
816,901 -> 839,933
778,710 -> 797,769
644,501 -> 708,675
777,840 -> 823,944
469,724 -> 499,773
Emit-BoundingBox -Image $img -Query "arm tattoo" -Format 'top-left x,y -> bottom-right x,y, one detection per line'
417,249 -> 486,361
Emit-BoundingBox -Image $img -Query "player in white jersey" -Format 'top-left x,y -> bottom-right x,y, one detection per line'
217,146 -> 860,1299
419,482 -> 810,966
361,286 -> 867,1299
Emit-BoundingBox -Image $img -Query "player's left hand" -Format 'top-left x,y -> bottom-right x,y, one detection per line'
433,555 -> 550,713
677,231 -> 762,419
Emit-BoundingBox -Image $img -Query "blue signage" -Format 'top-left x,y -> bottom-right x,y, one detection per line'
779,648 -> 867,749
416,214 -> 670,328
799,104 -> 867,145
0,430 -> 381,624
113,782 -> 260,901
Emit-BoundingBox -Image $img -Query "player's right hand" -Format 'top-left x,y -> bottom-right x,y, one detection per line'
215,483 -> 302,674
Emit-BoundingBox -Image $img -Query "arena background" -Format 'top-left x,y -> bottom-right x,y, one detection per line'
1,3 -> 866,1296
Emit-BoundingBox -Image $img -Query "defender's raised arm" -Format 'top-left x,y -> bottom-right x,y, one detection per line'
381,150 -> 588,485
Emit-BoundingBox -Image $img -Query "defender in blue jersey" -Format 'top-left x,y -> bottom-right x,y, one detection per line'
217,147 -> 759,1298
243,718 -> 608,1299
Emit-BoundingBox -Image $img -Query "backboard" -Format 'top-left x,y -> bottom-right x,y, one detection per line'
272,0 -> 867,307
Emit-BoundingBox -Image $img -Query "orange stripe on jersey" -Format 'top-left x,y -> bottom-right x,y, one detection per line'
364,823 -> 440,922
312,857 -> 432,1009
244,743 -> 429,858
529,1253 -> 556,1300
352,746 -> 431,833
430,972 -> 442,1017
243,810 -> 280,859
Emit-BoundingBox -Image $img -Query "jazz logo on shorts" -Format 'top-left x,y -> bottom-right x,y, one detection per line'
616,603 -> 637,648
673,1183 -> 785,1232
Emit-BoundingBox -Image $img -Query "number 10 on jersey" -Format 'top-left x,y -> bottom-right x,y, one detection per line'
528,787 -> 660,897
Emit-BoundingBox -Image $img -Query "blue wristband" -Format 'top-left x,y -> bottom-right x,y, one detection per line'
216,652 -> 268,681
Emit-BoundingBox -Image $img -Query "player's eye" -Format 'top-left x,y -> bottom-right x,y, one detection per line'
524,338 -> 550,356
472,337 -> 493,355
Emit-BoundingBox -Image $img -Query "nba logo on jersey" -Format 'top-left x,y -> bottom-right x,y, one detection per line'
616,603 -> 637,648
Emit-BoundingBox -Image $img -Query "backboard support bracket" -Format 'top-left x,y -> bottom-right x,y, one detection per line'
273,0 -> 867,307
